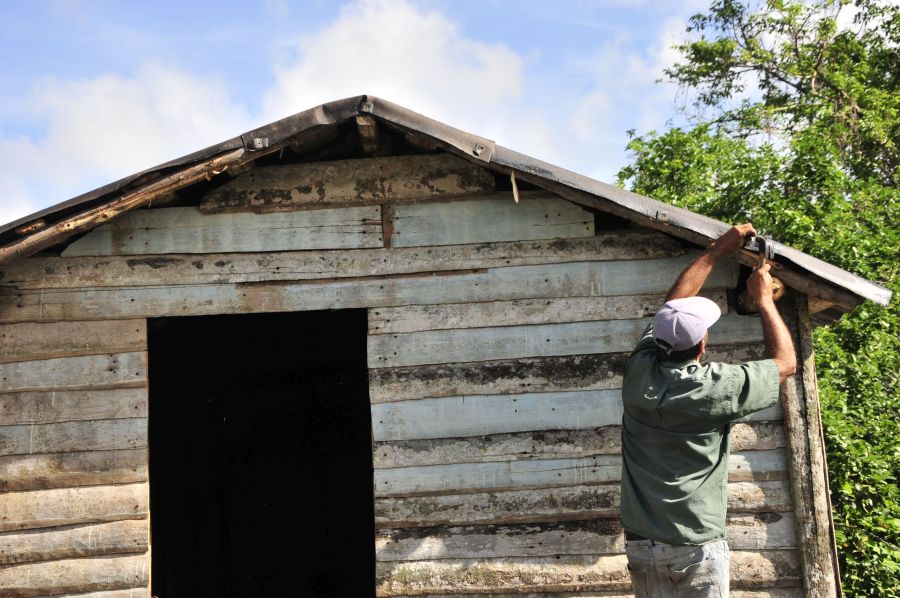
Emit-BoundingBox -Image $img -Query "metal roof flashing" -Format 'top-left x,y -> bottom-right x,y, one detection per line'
0,95 -> 891,311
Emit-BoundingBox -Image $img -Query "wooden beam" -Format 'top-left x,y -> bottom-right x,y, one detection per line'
0,320 -> 146,364
357,115 -> 381,155
61,205 -> 383,257
390,194 -> 593,247
373,422 -> 786,468
0,520 -> 148,565
0,554 -> 148,598
0,483 -> 148,532
374,450 -> 788,497
0,449 -> 147,492
0,148 -> 246,267
374,481 -> 793,528
0,230 -> 683,290
780,293 -> 841,597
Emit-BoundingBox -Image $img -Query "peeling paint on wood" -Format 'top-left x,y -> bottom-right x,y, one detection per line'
199,153 -> 496,213
373,422 -> 786,468
374,481 -> 793,528
367,345 -> 768,403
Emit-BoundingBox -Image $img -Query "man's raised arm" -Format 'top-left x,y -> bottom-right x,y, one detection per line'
666,223 -> 757,301
748,263 -> 797,382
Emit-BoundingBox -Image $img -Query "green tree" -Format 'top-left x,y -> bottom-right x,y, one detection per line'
617,1 -> 899,594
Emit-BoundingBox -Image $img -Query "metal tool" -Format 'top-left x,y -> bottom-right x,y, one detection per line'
737,235 -> 785,312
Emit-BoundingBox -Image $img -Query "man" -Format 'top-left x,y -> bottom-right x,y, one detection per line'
620,223 -> 797,597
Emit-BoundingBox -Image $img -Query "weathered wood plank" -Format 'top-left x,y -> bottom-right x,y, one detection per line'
0,388 -> 147,426
30,590 -> 150,598
375,513 -> 796,562
372,390 -> 620,442
375,450 -> 787,498
384,592 -> 801,598
0,449 -> 148,492
0,232 -> 684,291
0,418 -> 146,456
0,353 -> 147,393
199,153 -> 497,213
0,254 -> 737,323
368,345 -> 768,403
0,520 -> 148,565
0,554 -> 149,598
368,314 -> 763,368
391,194 -> 593,247
374,422 -> 786,468
0,321 -> 146,364
369,292 -> 727,335
61,205 -> 383,257
374,481 -> 793,528
374,550 -> 801,595
0,483 -> 148,532
372,389 -> 783,444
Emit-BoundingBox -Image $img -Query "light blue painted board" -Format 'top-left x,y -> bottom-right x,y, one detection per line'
372,390 -> 621,441
374,449 -> 787,497
61,206 -> 383,256
391,194 -> 594,247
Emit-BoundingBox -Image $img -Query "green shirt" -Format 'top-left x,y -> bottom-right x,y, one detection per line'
619,321 -> 781,545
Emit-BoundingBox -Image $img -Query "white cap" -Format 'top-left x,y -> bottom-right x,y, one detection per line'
652,297 -> 722,353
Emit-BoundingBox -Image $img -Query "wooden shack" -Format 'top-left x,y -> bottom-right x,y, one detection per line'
0,95 -> 891,597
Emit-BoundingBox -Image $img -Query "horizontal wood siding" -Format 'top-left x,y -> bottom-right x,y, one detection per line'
0,232 -> 683,290
390,194 -> 594,247
0,253 -> 737,324
375,481 -> 793,528
0,318 -> 149,597
374,550 -> 800,596
61,205 -> 383,256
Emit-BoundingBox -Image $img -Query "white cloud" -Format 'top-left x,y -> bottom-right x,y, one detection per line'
0,64 -> 255,226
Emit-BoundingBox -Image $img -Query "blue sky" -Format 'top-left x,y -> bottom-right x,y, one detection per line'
0,0 -> 710,226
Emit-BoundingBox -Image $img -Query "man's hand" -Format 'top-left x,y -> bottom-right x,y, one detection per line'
709,223 -> 757,257
665,222 -> 757,301
748,262 -> 774,306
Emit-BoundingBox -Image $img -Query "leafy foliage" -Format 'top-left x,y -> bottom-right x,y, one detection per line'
617,1 -> 899,594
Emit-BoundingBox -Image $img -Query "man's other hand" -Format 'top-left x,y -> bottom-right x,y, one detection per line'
748,262 -> 774,306
709,223 -> 757,256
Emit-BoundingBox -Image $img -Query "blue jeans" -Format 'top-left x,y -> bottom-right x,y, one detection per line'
625,538 -> 730,597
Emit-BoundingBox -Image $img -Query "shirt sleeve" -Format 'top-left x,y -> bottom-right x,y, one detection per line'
631,320 -> 656,357
710,359 -> 782,421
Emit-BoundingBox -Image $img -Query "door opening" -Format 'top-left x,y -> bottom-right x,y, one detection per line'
148,310 -> 374,597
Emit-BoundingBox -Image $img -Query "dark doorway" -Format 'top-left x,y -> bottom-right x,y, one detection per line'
148,310 -> 374,597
